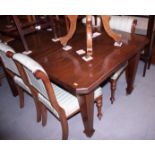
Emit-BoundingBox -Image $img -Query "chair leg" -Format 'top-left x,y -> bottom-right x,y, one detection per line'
31,92 -> 42,123
12,16 -> 29,52
59,113 -> 68,140
16,85 -> 24,108
95,95 -> 103,120
0,70 -> 5,86
40,104 -> 47,127
110,79 -> 117,104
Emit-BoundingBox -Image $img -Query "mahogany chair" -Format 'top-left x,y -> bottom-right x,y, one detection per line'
81,16 -> 137,104
121,16 -> 155,76
13,53 -> 103,139
12,15 -> 59,52
0,42 -> 41,122
108,16 -> 137,104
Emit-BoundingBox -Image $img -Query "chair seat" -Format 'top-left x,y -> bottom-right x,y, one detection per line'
38,83 -> 102,118
14,76 -> 31,94
111,62 -> 128,80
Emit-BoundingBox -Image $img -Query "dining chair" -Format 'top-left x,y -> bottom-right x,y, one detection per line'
12,15 -> 60,52
121,16 -> 155,77
0,42 -> 41,122
108,16 -> 137,104
13,53 -> 103,139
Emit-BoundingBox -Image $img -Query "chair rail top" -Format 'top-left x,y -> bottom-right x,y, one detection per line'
0,42 -> 15,53
13,53 -> 47,75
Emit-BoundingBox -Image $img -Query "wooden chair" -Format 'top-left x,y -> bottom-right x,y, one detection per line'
135,15 -> 155,77
121,16 -> 155,77
108,16 -> 137,104
13,53 -> 103,139
0,42 -> 41,122
82,16 -> 137,104
12,16 -> 59,52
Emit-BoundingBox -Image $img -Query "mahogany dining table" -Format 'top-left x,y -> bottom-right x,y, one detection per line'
8,26 -> 149,137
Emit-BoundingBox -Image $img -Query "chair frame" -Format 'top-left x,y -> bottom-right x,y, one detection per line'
11,16 -> 60,52
4,51 -> 42,122
109,18 -> 137,104
141,15 -> 155,77
13,53 -> 102,139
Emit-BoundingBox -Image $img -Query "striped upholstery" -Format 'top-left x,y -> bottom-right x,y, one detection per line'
0,42 -> 31,95
39,85 -> 102,118
13,53 -> 49,99
12,52 -> 46,75
121,16 -> 149,35
0,43 -> 19,75
13,53 -> 102,118
110,16 -> 134,33
81,15 -> 134,34
111,62 -> 128,80
14,76 -> 31,93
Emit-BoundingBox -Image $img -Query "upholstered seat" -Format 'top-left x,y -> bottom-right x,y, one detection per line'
38,84 -> 102,118
110,62 -> 128,80
13,53 -> 102,139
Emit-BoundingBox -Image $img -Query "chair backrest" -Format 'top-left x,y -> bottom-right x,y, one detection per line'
13,53 -> 60,113
0,42 -> 19,76
109,16 -> 137,33
13,53 -> 49,97
81,15 -> 136,34
82,16 -> 101,27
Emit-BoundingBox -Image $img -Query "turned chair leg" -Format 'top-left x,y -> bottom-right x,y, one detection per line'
16,85 -> 24,108
60,116 -> 68,140
95,95 -> 103,120
0,72 -> 5,87
31,93 -> 42,123
40,104 -> 47,127
110,79 -> 117,104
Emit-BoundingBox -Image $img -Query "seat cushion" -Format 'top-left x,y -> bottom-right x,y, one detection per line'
14,76 -> 31,94
38,83 -> 102,118
111,62 -> 128,80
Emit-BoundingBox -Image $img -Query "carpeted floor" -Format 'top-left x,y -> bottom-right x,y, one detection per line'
0,61 -> 155,140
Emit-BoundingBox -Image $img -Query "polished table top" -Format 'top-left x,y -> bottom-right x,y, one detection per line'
30,31 -> 149,95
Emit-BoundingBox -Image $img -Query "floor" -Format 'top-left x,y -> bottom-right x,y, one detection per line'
0,61 -> 155,140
